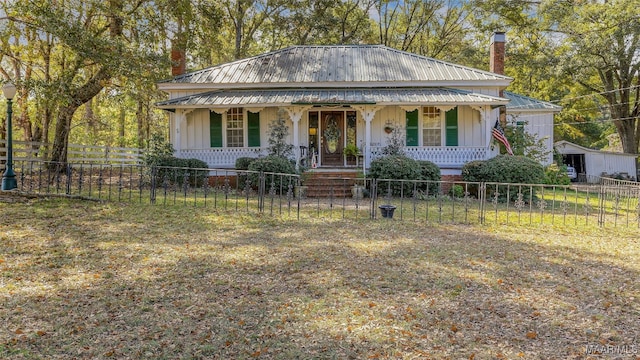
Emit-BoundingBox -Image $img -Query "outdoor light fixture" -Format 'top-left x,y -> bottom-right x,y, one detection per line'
2,81 -> 17,191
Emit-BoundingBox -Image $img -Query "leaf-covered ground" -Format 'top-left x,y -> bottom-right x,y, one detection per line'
1,197 -> 639,359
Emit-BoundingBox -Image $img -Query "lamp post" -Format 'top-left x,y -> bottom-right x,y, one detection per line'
2,82 -> 17,191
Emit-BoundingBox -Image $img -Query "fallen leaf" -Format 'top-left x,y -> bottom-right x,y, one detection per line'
526,331 -> 537,339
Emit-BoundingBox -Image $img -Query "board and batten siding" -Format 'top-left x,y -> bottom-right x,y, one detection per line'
508,112 -> 554,165
172,104 -> 492,153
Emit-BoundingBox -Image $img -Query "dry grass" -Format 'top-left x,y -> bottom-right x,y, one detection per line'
1,196 -> 639,359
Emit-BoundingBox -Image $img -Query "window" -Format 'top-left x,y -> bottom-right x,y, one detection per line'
422,107 -> 441,146
226,108 -> 244,147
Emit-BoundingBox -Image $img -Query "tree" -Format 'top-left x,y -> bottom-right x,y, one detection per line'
4,0 -> 169,166
542,0 -> 640,154
375,0 -> 472,60
474,0 -> 640,155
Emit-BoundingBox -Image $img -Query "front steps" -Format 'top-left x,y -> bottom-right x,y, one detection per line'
301,169 -> 360,198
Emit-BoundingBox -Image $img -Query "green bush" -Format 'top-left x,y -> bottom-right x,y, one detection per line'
461,160 -> 486,183
235,157 -> 256,170
449,184 -> 464,198
461,160 -> 486,197
482,155 -> 545,184
247,156 -> 297,193
154,156 -> 209,187
369,155 -> 421,196
143,135 -> 175,166
544,164 -> 570,185
416,160 -> 441,195
235,157 -> 257,189
481,155 -> 545,202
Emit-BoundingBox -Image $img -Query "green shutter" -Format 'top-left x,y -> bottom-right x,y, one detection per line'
406,110 -> 419,146
445,107 -> 458,147
247,111 -> 260,147
209,111 -> 222,148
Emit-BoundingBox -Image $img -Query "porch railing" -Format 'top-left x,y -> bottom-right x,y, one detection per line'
179,147 -> 267,168
177,146 -> 487,169
371,146 -> 488,166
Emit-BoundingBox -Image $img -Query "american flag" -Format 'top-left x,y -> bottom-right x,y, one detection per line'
492,120 -> 513,155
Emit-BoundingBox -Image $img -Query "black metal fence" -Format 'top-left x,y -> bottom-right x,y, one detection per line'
5,160 -> 640,228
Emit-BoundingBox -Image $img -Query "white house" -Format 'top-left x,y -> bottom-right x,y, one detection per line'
156,33 -> 559,179
504,92 -> 561,165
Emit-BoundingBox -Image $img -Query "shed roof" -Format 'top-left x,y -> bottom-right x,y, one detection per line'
155,88 -> 509,109
554,141 -> 638,158
160,45 -> 512,87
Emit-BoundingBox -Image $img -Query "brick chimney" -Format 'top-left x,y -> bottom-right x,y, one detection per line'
490,31 -> 506,75
171,47 -> 186,77
490,32 -> 507,126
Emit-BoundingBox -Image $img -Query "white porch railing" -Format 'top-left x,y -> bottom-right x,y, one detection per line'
179,147 -> 267,168
371,146 -> 488,167
179,146 -> 488,169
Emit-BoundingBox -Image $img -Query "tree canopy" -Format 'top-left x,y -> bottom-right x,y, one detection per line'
1,0 -> 638,164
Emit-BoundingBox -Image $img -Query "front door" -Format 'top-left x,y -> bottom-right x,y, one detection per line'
321,112 -> 344,166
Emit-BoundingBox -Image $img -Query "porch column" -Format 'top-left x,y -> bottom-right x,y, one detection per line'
174,109 -> 186,156
282,106 -> 311,170
353,105 -> 382,171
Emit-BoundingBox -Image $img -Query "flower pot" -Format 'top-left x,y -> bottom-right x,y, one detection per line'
378,204 -> 396,218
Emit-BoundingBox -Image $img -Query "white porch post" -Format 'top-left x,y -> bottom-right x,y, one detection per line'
282,106 -> 311,170
174,109 -> 194,157
174,109 -> 186,156
472,105 -> 492,159
353,105 -> 382,171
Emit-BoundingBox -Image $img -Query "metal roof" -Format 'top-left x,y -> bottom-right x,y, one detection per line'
161,45 -> 512,86
504,91 -> 562,112
156,88 -> 508,109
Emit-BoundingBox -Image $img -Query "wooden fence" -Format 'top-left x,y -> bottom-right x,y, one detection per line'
0,139 -> 142,165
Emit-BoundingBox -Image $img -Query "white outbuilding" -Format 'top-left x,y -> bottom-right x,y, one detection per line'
554,140 -> 638,182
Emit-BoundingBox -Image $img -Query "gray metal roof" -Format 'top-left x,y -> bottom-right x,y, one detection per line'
156,88 -> 508,109
504,91 -> 562,112
161,45 -> 512,86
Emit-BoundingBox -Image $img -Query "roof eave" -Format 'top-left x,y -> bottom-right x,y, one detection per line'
157,80 -> 513,92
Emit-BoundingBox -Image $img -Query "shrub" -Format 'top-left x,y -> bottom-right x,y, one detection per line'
482,155 -> 545,202
544,164 -> 570,185
369,155 -> 421,196
247,155 -> 297,193
267,115 -> 294,159
482,155 -> 545,184
143,134 -> 174,166
154,156 -> 209,187
461,156 -> 545,202
461,160 -> 486,197
449,184 -> 464,198
235,157 -> 257,189
461,160 -> 486,183
416,160 -> 441,195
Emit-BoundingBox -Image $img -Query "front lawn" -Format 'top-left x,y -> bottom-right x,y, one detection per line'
1,197 -> 638,359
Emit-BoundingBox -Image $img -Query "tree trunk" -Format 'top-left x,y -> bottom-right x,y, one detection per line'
136,99 -> 145,148
49,67 -> 111,168
50,105 -> 76,167
119,106 -> 126,147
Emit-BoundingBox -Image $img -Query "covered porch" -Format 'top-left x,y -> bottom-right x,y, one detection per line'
157,88 -> 507,171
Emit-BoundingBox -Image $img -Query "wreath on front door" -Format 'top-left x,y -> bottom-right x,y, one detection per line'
324,116 -> 341,154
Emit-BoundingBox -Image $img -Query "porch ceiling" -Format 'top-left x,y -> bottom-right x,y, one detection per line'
156,88 -> 509,110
